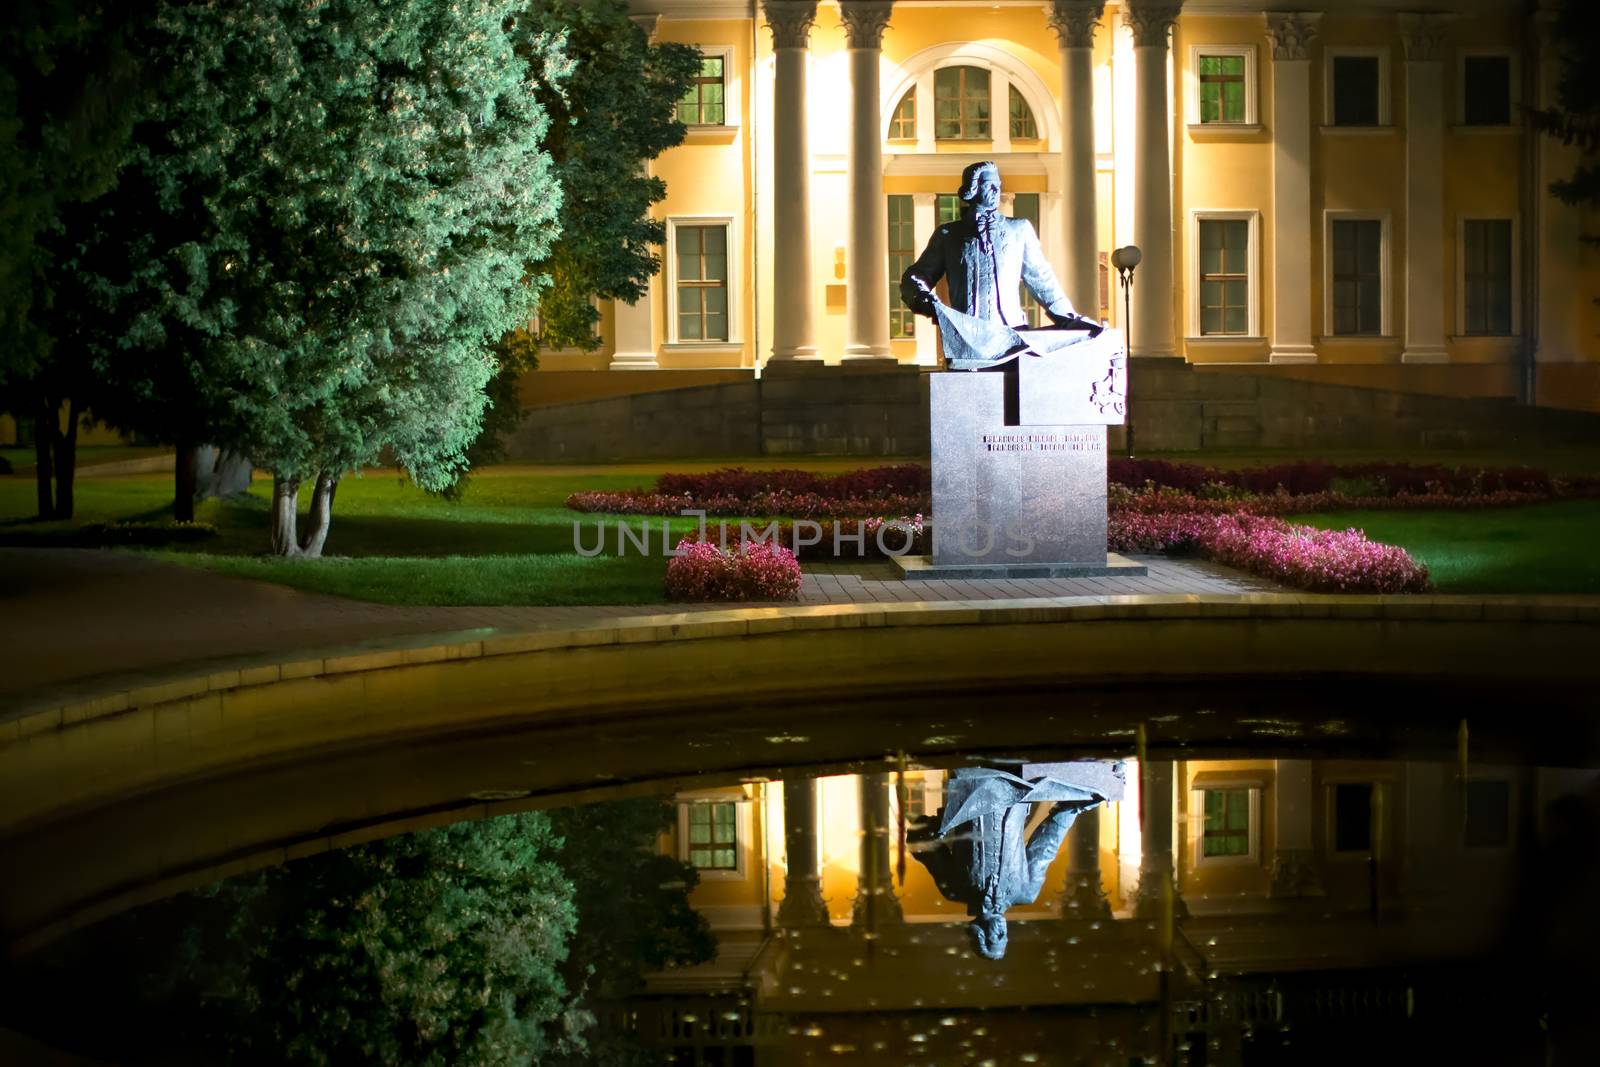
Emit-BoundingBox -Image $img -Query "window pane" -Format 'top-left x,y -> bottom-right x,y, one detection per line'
1224,306 -> 1248,334
1463,56 -> 1511,126
679,225 -> 702,256
1200,279 -> 1223,308
1223,221 -> 1248,272
1200,308 -> 1222,335
1009,85 -> 1037,139
1359,278 -> 1382,332
937,195 -> 962,224
1334,783 -> 1374,852
1220,56 -> 1245,77
705,286 -> 726,317
678,307 -> 701,341
1223,81 -> 1244,122
891,90 -> 916,138
1333,56 -> 1380,125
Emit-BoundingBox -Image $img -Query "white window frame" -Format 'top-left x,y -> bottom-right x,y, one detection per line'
1456,215 -> 1521,338
677,792 -> 752,881
664,215 -> 741,351
680,44 -> 738,129
1190,785 -> 1261,868
1187,210 -> 1262,341
1187,45 -> 1259,130
1323,46 -> 1391,128
1455,47 -> 1519,130
1322,210 -> 1393,339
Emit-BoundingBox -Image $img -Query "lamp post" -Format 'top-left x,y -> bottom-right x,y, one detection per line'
1111,245 -> 1142,458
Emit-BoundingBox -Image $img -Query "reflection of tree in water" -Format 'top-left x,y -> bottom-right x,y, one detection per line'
9,799 -> 714,1066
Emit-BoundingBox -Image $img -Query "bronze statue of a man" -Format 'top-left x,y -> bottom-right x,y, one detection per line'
901,161 -> 1102,368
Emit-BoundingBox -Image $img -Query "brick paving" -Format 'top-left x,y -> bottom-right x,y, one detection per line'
0,548 -> 1278,715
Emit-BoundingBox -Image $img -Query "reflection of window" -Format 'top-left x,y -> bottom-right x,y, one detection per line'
889,89 -> 916,139
1013,193 -> 1043,326
935,66 -> 990,140
687,801 -> 738,870
1332,55 -> 1381,126
936,194 -> 962,226
1008,85 -> 1037,139
1333,783 -> 1374,852
1463,56 -> 1511,126
888,195 -> 915,339
1198,54 -> 1246,123
1330,219 -> 1383,336
674,224 -> 729,342
1465,779 -> 1511,848
678,55 -> 725,125
1462,219 -> 1513,336
1202,788 -> 1251,857
1198,218 -> 1250,335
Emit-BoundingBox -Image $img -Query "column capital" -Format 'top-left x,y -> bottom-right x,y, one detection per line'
1046,0 -> 1105,49
764,0 -> 819,50
839,1 -> 893,49
1264,11 -> 1321,61
1397,12 -> 1453,62
1124,2 -> 1183,48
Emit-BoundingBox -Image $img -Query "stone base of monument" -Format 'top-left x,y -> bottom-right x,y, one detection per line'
891,552 -> 1147,581
904,333 -> 1137,582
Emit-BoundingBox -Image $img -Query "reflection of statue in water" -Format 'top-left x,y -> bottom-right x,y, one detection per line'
910,765 -> 1118,960
901,161 -> 1104,370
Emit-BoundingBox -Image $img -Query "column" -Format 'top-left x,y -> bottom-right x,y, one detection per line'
1125,3 -> 1183,358
776,776 -> 830,926
764,1 -> 821,361
1264,13 -> 1322,364
1269,759 -> 1325,897
851,773 -> 903,928
840,2 -> 895,360
1398,13 -> 1451,364
1060,806 -> 1112,920
1533,11 -> 1584,370
912,194 -> 938,364
1047,2 -> 1105,316
1134,759 -> 1188,918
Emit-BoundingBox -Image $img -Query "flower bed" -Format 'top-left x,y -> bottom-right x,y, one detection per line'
683,516 -> 929,563
664,538 -> 804,602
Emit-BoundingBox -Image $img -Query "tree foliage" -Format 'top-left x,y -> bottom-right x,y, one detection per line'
84,0 -> 570,551
1529,0 -> 1600,236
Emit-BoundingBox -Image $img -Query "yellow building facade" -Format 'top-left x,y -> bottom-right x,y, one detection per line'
537,0 -> 1597,412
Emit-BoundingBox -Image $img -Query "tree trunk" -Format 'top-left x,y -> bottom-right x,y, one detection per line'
32,407 -> 55,519
174,441 -> 198,522
298,471 -> 337,558
51,397 -> 78,519
270,475 -> 301,556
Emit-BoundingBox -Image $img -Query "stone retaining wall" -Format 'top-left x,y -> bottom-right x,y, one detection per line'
502,360 -> 1600,460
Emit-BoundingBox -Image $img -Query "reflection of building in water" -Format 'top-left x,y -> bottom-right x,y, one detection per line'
641,759 -> 1596,1064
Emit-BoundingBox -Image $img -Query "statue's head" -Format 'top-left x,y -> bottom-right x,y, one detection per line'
958,161 -> 1002,214
969,911 -> 1009,960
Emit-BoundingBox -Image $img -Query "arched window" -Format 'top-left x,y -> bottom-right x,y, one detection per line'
889,89 -> 916,139
934,65 -> 990,140
1009,84 -> 1038,140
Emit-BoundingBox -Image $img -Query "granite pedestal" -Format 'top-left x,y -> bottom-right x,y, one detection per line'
901,332 -> 1143,581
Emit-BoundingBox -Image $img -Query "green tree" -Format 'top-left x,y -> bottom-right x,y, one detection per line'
92,0 -> 569,553
453,0 -> 700,478
1530,0 -> 1600,244
0,0 -> 153,517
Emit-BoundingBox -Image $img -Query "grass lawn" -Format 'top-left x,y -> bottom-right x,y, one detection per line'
1290,500 -> 1600,595
4,452 -> 1599,603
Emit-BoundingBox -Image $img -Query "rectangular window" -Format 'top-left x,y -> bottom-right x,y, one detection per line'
1465,780 -> 1511,849
1198,218 -> 1250,335
687,801 -> 739,871
888,195 -> 915,339
1463,56 -> 1512,126
675,224 -> 729,342
1332,56 -> 1381,126
935,66 -> 990,140
936,194 -> 962,226
1013,193 -> 1043,326
1463,219 -> 1513,335
677,56 -> 726,126
1202,788 -> 1252,858
1334,783 -> 1375,853
1331,219 -> 1383,335
1199,54 -> 1247,123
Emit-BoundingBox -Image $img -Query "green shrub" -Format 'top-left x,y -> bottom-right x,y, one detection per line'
76,520 -> 219,546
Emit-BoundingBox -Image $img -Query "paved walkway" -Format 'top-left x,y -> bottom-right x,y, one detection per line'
0,548 -> 1276,715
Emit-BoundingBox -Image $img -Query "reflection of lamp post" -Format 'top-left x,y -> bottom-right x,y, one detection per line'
1111,245 -> 1142,458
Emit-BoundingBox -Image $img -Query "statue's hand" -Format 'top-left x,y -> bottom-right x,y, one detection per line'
908,290 -> 938,320
1047,310 -> 1103,337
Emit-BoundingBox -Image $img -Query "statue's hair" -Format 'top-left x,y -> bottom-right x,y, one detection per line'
958,160 -> 1000,203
